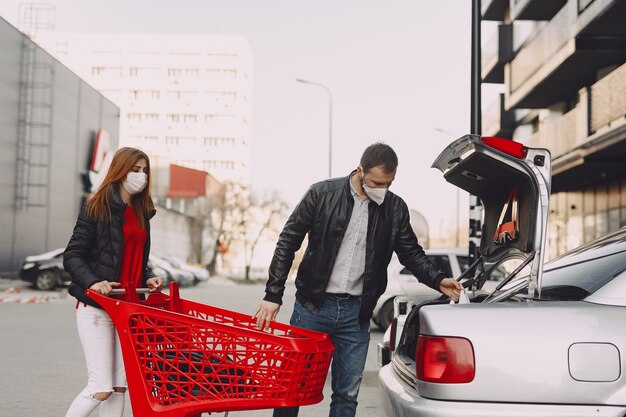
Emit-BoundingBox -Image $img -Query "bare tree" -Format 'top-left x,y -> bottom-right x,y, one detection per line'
207,181 -> 250,275
206,183 -> 289,280
243,194 -> 289,280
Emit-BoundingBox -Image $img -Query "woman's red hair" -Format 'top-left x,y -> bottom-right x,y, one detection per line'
85,147 -> 154,228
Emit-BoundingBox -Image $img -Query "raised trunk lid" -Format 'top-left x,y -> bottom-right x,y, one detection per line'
431,134 -> 551,298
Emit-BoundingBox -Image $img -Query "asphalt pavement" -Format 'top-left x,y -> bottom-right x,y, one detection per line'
0,276 -> 386,417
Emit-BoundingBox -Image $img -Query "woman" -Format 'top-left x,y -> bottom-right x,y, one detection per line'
63,147 -> 163,417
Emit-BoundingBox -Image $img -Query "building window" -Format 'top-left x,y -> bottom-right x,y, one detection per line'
184,68 -> 200,77
167,68 -> 182,77
165,136 -> 180,145
203,137 -> 235,147
129,68 -> 139,76
151,90 -> 160,99
128,113 -> 142,122
145,113 -> 159,122
92,66 -> 105,75
204,114 -> 236,123
168,90 -> 181,100
175,160 -> 196,168
145,136 -> 159,144
206,91 -> 237,104
167,114 -> 181,123
203,160 -> 234,170
183,114 -> 197,123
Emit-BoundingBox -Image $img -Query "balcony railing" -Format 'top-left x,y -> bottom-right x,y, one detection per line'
483,94 -> 515,137
528,64 -> 626,158
528,107 -> 581,158
512,0 -> 568,20
483,96 -> 502,136
590,63 -> 626,133
483,30 -> 499,73
482,24 -> 513,83
510,3 -> 575,93
482,0 -> 509,21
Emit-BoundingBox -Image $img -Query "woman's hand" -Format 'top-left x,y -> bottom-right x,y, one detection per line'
146,277 -> 164,292
89,281 -> 121,295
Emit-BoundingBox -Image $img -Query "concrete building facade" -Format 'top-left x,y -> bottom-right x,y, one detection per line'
481,0 -> 626,259
0,17 -> 120,273
32,33 -> 253,185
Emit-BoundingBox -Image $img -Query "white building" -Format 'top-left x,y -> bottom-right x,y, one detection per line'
33,33 -> 253,185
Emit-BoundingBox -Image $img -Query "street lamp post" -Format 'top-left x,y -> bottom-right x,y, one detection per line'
296,78 -> 333,178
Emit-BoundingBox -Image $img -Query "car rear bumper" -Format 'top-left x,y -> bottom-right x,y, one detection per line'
378,364 -> 626,417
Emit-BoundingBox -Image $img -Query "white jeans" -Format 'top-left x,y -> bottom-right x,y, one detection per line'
65,304 -> 127,417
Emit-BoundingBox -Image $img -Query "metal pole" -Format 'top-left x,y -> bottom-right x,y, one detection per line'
469,0 -> 483,264
296,78 -> 333,178
471,0 -> 481,135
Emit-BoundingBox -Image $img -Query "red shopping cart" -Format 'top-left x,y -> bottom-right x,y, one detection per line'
86,283 -> 334,417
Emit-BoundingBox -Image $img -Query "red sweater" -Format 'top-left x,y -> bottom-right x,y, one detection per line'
119,205 -> 148,288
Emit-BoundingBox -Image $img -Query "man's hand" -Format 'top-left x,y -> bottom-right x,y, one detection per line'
146,277 -> 164,292
254,300 -> 280,330
439,278 -> 463,302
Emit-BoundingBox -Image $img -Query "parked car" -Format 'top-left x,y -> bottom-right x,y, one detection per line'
161,255 -> 209,284
19,248 -> 71,291
372,248 -> 506,329
379,135 -> 626,416
149,254 -> 195,287
380,226 -> 626,417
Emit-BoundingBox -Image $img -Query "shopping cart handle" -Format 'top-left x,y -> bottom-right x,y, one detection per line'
86,282 -> 182,312
109,288 -> 154,295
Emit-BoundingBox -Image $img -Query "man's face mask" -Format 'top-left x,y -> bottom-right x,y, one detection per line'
360,172 -> 388,205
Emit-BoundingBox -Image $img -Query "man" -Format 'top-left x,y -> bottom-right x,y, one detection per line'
255,142 -> 462,417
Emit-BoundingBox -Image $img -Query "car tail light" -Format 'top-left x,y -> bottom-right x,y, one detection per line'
482,136 -> 525,159
416,336 -> 475,383
389,317 -> 397,351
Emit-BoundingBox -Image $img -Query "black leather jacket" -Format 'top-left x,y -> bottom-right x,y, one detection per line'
64,187 -> 156,308
264,172 -> 446,324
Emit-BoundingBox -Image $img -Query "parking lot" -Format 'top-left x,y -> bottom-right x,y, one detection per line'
0,277 -> 385,417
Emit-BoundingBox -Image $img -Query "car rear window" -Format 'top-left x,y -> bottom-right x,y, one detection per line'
540,249 -> 626,300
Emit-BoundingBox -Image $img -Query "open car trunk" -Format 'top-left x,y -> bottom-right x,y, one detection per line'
388,135 -> 552,391
431,134 -> 551,300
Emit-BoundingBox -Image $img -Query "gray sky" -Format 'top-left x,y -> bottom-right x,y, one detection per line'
1,0 -> 498,240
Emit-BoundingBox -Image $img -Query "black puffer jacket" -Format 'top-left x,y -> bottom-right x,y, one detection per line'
264,172 -> 446,325
64,187 -> 156,308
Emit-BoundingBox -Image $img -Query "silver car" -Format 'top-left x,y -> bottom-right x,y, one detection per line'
372,249 -> 506,329
378,135 -> 626,416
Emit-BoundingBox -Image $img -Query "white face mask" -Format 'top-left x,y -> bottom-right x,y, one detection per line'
123,172 -> 147,195
360,173 -> 388,205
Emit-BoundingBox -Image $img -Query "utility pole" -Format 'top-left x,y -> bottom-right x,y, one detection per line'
469,0 -> 483,264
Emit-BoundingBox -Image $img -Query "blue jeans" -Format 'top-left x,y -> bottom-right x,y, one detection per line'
273,294 -> 370,417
